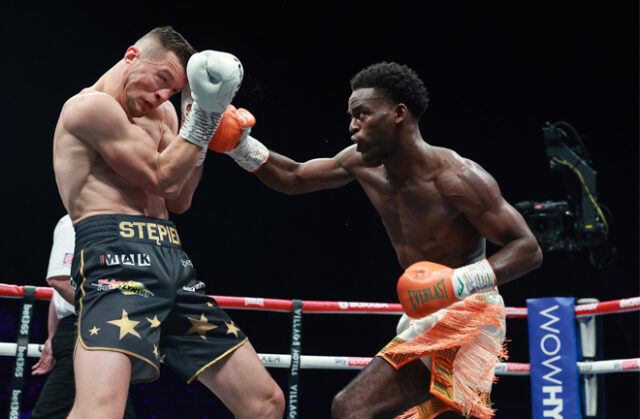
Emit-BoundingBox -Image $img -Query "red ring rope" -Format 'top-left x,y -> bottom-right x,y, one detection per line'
1,283 -> 638,317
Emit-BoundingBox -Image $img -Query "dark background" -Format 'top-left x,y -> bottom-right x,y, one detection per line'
1,1 -> 638,418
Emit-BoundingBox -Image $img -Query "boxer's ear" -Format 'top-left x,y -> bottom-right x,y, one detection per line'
393,103 -> 409,124
124,46 -> 140,63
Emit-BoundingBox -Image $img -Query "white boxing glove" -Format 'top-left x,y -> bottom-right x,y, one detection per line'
179,50 -> 244,152
187,50 -> 243,113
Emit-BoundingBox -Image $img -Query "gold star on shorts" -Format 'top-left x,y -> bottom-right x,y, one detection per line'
225,321 -> 240,338
206,302 -> 214,307
153,344 -> 160,359
107,309 -> 141,340
186,313 -> 218,341
89,326 -> 100,336
146,315 -> 161,329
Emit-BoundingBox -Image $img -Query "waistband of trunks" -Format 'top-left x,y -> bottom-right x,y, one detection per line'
74,214 -> 182,249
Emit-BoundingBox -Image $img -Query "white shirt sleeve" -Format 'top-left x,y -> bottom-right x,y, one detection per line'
46,215 -> 76,319
46,215 -> 75,280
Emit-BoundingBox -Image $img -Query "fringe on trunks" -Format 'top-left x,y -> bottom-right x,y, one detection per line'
378,293 -> 508,419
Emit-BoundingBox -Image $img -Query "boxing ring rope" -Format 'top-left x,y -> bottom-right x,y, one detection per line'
1,342 -> 638,375
3,283 -> 639,316
1,282 -> 639,418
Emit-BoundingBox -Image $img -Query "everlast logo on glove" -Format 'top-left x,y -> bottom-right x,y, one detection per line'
406,279 -> 448,310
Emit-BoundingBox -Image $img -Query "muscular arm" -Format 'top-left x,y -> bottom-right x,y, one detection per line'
166,166 -> 203,214
159,104 -> 204,214
442,162 -> 543,285
48,276 -> 75,305
253,145 -> 358,195
62,93 -> 200,199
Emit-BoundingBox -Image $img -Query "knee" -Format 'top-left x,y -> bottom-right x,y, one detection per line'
68,397 -> 127,419
331,389 -> 351,419
266,385 -> 286,418
247,382 -> 285,419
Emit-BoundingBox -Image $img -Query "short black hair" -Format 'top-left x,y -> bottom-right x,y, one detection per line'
139,26 -> 197,71
350,62 -> 429,120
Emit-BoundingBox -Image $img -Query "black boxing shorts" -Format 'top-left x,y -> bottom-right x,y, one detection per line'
71,214 -> 247,383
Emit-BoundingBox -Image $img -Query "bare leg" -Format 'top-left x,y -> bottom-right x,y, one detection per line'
67,344 -> 132,419
197,340 -> 285,419
332,358 -> 464,419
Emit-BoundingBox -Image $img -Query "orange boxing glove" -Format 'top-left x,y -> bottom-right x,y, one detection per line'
397,259 -> 497,319
208,105 -> 256,153
210,105 -> 270,172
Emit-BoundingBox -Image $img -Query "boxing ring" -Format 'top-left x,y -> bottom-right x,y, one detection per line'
1,282 -> 638,418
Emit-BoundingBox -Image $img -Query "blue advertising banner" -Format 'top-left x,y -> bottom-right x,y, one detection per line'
527,297 -> 581,419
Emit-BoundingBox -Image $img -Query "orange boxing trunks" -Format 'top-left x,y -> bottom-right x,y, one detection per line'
377,291 -> 507,418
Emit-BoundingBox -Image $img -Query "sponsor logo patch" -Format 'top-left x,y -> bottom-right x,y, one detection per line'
99,254 -> 151,267
92,279 -> 154,298
182,281 -> 205,292
245,298 -> 264,306
620,297 -> 640,309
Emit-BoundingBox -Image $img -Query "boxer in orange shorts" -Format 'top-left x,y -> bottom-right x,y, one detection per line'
207,62 -> 543,418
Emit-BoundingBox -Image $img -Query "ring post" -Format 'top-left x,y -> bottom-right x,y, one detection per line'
527,297 -> 582,419
577,297 -> 603,418
287,299 -> 303,418
8,285 -> 36,419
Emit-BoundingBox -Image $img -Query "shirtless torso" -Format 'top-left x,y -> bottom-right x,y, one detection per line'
342,143 -> 488,269
53,89 -> 178,222
51,44 -> 202,226
52,35 -> 286,419
197,62 -> 542,418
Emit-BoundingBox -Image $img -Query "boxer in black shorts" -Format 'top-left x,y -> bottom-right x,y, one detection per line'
54,26 -> 284,418
72,214 -> 247,383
